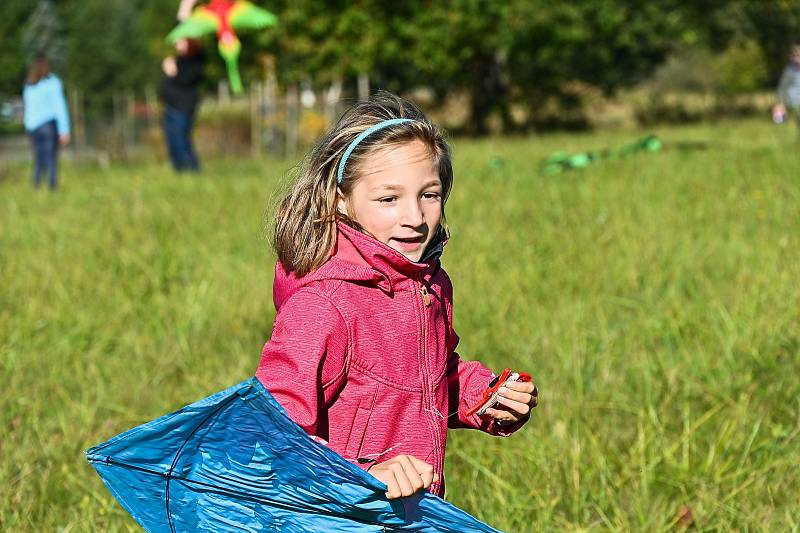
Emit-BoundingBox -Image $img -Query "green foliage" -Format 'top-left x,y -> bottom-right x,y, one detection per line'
405,0 -> 511,133
0,0 -> 38,96
649,48 -> 720,94
506,1 -> 692,93
713,40 -> 769,94
2,0 -> 799,128
1,119 -> 800,530
22,0 -> 66,69
649,41 -> 768,95
60,0 -> 150,117
703,1 -> 800,82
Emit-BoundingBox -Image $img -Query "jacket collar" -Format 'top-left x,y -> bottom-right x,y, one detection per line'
273,222 -> 445,311
333,221 -> 441,287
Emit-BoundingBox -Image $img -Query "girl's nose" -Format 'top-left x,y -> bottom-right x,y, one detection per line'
401,200 -> 424,227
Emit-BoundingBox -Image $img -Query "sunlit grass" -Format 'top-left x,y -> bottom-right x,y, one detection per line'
2,118 -> 799,531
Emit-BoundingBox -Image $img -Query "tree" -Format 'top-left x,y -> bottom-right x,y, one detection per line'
22,0 -> 66,69
404,0 -> 513,134
59,0 -> 150,117
0,0 -> 39,96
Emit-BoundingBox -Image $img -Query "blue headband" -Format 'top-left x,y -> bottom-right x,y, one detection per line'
336,118 -> 414,184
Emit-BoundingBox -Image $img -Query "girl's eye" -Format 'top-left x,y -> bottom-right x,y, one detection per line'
378,196 -> 397,203
423,192 -> 441,200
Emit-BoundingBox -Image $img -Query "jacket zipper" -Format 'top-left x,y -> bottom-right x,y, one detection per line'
416,276 -> 441,493
419,284 -> 431,307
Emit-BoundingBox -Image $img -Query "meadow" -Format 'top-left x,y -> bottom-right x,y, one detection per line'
1,118 -> 799,531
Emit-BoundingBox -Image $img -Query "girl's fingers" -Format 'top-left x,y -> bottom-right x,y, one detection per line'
483,407 -> 517,423
389,462 -> 416,497
372,455 -> 435,499
503,380 -> 535,394
485,380 -> 540,425
398,455 -> 426,491
497,388 -> 535,413
496,394 -> 531,415
384,470 -> 401,499
498,386 -> 530,403
407,456 -> 436,488
500,383 -> 539,407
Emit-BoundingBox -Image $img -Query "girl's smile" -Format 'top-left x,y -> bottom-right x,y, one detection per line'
391,235 -> 427,252
339,140 -> 443,262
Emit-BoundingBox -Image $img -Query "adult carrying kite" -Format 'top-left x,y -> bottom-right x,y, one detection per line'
166,0 -> 277,94
86,378 -> 500,532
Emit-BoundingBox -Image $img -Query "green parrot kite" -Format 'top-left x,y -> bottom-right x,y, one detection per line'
166,0 -> 277,94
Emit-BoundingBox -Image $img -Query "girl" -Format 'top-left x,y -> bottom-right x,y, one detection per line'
256,92 -> 538,500
23,54 -> 70,190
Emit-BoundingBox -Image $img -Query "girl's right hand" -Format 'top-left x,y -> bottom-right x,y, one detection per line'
367,455 -> 439,499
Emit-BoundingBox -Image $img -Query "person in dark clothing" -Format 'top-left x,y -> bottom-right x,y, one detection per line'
159,34 -> 205,172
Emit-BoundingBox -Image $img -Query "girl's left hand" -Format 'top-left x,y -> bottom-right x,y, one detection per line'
483,380 -> 538,426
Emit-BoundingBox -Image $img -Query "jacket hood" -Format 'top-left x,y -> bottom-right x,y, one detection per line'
273,221 -> 445,311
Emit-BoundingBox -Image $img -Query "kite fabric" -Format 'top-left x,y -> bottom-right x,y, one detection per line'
540,134 -> 662,175
166,0 -> 277,94
86,378 -> 501,532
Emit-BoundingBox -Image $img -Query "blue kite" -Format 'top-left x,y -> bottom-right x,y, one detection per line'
86,378 -> 501,532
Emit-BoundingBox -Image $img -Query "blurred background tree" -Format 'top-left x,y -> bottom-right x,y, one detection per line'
2,0 -> 800,129
22,0 -> 66,70
0,0 -> 40,95
59,0 -> 150,116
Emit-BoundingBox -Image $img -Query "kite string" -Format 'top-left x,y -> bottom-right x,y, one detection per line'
360,443 -> 403,459
423,406 -> 460,420
345,443 -> 404,464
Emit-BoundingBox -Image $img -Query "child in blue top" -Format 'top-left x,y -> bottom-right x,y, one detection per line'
22,54 -> 70,190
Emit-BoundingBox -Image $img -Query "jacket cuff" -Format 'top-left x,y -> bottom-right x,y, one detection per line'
486,414 -> 529,436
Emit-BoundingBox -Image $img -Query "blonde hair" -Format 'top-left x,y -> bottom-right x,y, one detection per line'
273,92 -> 453,276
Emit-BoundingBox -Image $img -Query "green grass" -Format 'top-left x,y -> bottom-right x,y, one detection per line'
2,118 -> 799,531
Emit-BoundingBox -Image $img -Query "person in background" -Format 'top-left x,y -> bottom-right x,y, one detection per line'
773,39 -> 800,130
159,0 -> 205,172
23,53 -> 70,190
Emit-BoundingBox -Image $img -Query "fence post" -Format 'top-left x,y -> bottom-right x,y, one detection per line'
264,70 -> 277,155
325,79 -> 343,124
218,80 -> 230,106
358,73 -> 370,101
260,55 -> 279,156
250,81 -> 263,159
112,91 -> 124,160
125,89 -> 135,156
145,85 -> 158,132
286,84 -> 299,159
69,89 -> 83,154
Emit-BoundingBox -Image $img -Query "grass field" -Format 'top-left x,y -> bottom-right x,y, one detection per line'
2,118 -> 799,531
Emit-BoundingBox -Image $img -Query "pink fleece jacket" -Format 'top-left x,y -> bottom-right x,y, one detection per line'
256,221 -> 525,496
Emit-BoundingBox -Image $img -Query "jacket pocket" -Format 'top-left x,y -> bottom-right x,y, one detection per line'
344,388 -> 377,460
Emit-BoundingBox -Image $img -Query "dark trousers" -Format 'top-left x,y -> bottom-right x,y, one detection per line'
163,106 -> 200,172
30,120 -> 59,189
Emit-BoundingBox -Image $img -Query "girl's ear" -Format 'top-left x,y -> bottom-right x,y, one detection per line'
336,189 -> 349,217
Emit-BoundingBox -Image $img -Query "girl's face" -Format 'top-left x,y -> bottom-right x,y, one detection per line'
339,140 -> 443,262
